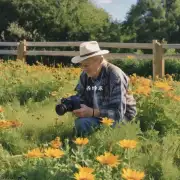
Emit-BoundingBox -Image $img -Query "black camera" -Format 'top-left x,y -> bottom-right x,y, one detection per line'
55,95 -> 82,116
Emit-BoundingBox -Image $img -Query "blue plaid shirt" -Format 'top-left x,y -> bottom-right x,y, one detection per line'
74,62 -> 137,122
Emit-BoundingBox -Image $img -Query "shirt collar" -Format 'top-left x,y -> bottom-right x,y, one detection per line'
91,63 -> 106,83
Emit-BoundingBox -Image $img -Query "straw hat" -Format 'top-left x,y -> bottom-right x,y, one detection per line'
71,41 -> 109,64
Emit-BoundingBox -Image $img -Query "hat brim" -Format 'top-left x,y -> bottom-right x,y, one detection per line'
71,50 -> 109,64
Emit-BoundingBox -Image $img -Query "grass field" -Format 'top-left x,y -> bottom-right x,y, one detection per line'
0,60 -> 180,180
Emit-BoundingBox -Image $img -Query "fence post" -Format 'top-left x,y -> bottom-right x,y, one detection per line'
17,39 -> 26,62
152,40 -> 165,80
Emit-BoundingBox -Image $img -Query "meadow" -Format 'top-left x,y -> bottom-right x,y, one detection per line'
0,60 -> 180,180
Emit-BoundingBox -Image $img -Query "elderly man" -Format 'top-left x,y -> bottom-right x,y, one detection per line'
71,41 -> 136,136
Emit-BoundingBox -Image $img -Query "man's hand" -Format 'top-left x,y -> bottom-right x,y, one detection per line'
73,104 -> 93,118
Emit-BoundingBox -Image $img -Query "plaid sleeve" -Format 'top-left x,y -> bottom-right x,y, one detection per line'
124,93 -> 137,120
99,80 -> 127,122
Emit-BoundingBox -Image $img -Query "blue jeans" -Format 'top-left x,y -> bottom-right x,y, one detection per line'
74,117 -> 101,137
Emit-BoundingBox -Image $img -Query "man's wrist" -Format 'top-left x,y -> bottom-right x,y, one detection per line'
93,108 -> 100,117
92,108 -> 94,117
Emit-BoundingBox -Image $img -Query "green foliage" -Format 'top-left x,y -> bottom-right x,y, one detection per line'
121,0 -> 180,47
0,0 -> 112,42
135,91 -> 179,136
0,60 -> 74,105
111,58 -> 180,80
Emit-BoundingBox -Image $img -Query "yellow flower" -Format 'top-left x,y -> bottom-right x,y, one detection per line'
0,120 -> 9,129
25,148 -> 44,158
44,147 -> 64,158
72,68 -> 82,76
127,55 -> 135,59
140,78 -> 151,87
77,166 -> 94,174
0,106 -> 4,113
173,95 -> 180,101
50,137 -> 62,149
122,168 -> 145,180
134,86 -> 151,96
119,139 -> 137,149
101,117 -> 114,126
0,120 -> 23,129
74,171 -> 95,180
73,138 -> 89,146
51,91 -> 58,96
9,120 -> 23,128
154,82 -> 173,91
96,152 -> 120,167
129,74 -> 137,85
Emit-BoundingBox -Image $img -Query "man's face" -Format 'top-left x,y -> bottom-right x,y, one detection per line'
80,56 -> 102,77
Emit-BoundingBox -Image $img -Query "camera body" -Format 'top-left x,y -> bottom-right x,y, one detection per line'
55,95 -> 82,116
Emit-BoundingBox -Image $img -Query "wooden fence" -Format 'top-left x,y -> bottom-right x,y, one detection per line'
1,39 -> 180,79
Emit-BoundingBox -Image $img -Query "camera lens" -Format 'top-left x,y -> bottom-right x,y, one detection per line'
55,104 -> 67,116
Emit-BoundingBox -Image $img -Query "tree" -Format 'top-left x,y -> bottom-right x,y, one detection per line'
122,0 -> 167,43
122,0 -> 180,45
0,0 -> 112,42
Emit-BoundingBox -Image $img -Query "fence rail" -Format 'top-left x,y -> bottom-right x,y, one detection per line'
162,44 -> 180,49
0,42 -> 18,46
25,41 -> 154,49
0,39 -> 180,79
0,50 -> 17,55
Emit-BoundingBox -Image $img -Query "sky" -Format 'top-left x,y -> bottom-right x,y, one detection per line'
92,0 -> 137,21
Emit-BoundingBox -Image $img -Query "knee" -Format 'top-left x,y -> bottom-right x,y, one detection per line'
74,118 -> 88,137
74,117 -> 100,136
75,118 -> 87,130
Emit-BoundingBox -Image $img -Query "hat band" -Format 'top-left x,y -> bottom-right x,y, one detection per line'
80,50 -> 99,57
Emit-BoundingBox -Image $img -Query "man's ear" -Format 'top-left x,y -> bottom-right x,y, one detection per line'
100,56 -> 103,63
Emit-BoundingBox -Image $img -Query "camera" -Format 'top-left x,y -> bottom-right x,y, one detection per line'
55,95 -> 82,116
